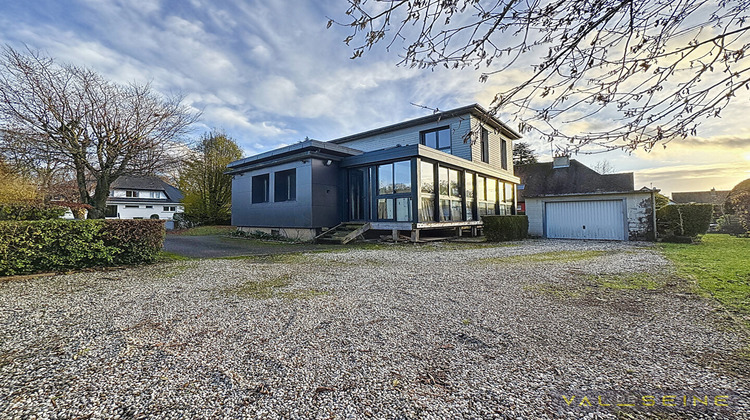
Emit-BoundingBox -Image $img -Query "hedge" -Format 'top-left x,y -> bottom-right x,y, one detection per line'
0,202 -> 67,221
0,219 -> 165,276
656,204 -> 713,238
482,215 -> 528,241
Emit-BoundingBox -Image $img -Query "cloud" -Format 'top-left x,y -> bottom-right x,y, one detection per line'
202,107 -> 296,138
671,136 -> 750,149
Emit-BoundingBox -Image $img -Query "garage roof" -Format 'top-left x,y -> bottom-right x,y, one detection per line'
515,159 -> 635,199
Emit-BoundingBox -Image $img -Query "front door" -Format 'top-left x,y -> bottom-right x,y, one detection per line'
348,168 -> 367,221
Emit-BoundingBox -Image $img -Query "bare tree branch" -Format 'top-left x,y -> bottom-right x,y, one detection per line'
0,46 -> 199,218
334,0 -> 750,152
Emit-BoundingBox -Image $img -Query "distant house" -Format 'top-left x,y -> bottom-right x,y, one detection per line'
671,188 -> 730,206
515,157 -> 657,240
105,176 -> 183,226
227,104 -> 521,242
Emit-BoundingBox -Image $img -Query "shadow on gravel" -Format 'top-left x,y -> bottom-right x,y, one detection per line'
162,234 -> 339,258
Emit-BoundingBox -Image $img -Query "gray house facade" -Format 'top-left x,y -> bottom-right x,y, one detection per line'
227,104 -> 522,241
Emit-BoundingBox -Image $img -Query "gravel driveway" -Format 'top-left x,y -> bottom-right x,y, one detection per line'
1,240 -> 747,419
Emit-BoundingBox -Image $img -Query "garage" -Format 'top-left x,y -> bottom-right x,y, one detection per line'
544,200 -> 626,240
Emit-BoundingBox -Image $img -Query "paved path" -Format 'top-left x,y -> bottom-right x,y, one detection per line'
162,234 -> 336,258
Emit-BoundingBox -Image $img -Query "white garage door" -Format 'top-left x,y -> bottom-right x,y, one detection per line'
545,200 -> 626,240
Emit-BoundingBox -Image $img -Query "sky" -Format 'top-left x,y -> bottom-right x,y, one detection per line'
0,0 -> 748,196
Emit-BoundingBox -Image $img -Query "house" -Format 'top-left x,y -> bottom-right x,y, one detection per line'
515,157 -> 657,240
671,188 -> 731,228
105,175 -> 184,227
227,104 -> 521,241
671,189 -> 730,206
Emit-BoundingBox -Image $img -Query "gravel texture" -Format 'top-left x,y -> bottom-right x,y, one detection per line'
1,239 -> 747,419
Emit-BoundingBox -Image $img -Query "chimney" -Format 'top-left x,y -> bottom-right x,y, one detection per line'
553,155 -> 570,168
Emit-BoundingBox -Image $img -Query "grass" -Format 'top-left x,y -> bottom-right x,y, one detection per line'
659,234 -> 750,317
157,251 -> 195,262
171,225 -> 237,236
229,274 -> 329,300
589,272 -> 665,291
481,250 -> 607,264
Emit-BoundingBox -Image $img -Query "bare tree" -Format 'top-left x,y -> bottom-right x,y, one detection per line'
593,159 -> 615,174
332,0 -> 750,152
0,46 -> 198,218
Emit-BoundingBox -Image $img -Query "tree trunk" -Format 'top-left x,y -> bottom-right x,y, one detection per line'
87,176 -> 112,219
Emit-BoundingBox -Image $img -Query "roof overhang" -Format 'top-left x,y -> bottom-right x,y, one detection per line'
226,140 -> 363,174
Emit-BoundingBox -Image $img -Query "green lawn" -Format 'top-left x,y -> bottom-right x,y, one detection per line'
660,234 -> 750,317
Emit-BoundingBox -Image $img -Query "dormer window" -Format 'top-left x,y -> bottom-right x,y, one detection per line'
421,127 -> 451,153
125,190 -> 139,198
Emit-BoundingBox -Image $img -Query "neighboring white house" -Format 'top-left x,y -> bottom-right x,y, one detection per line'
105,176 -> 184,225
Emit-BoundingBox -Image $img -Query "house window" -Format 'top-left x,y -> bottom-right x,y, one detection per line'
438,167 -> 462,221
252,174 -> 270,203
275,169 -> 296,202
148,191 -> 161,199
145,205 -> 153,209
376,160 -> 412,221
105,205 -> 118,217
480,127 -> 489,163
465,173 -> 475,221
477,176 -> 498,216
125,190 -> 139,198
125,205 -> 139,208
419,161 -> 435,222
163,206 -> 176,212
501,139 -> 508,170
421,127 -> 451,153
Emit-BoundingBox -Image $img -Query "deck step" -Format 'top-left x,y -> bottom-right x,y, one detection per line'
314,223 -> 371,244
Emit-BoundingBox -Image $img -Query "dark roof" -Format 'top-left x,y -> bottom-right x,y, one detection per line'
328,104 -> 522,145
515,159 -> 635,200
671,190 -> 730,205
226,139 -> 362,173
110,175 -> 184,202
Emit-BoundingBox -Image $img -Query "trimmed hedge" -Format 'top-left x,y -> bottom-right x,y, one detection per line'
0,202 -> 67,221
656,204 -> 713,238
0,219 -> 165,276
482,215 -> 528,241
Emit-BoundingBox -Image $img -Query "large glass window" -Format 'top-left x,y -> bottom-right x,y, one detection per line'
396,197 -> 412,221
377,198 -> 394,220
504,182 -> 514,202
274,169 -> 296,202
438,167 -> 449,196
439,168 -> 463,221
420,161 -> 435,222
393,161 -> 411,193
465,174 -> 475,221
421,127 -> 451,153
378,164 -> 394,194
377,161 -> 413,221
501,139 -> 508,169
480,128 -> 489,163
477,176 -> 498,216
252,174 -> 269,203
